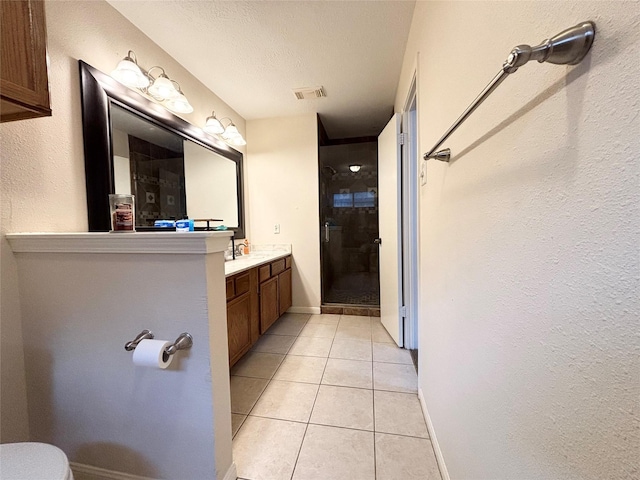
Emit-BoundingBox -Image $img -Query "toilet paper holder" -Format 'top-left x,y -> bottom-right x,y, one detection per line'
125,330 -> 193,355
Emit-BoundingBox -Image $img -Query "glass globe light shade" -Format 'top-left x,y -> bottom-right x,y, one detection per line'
203,115 -> 225,135
148,75 -> 179,100
111,58 -> 149,88
165,93 -> 193,113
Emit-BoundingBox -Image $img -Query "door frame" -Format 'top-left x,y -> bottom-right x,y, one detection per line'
400,75 -> 420,350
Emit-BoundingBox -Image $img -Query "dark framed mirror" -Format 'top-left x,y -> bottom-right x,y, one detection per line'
79,60 -> 245,237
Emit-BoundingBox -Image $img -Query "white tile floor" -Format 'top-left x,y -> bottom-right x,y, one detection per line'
231,313 -> 442,480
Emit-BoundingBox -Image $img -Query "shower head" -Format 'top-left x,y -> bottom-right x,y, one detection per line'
322,165 -> 337,176
504,21 -> 595,73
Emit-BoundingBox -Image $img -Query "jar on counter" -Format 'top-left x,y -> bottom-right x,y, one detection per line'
109,194 -> 135,232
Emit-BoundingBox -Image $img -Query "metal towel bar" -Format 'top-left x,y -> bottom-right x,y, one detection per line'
423,21 -> 595,163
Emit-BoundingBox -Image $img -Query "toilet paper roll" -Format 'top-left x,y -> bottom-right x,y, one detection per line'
132,339 -> 173,369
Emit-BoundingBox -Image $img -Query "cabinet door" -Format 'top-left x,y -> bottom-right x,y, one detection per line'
0,0 -> 51,122
227,292 -> 252,367
260,276 -> 279,334
279,268 -> 292,316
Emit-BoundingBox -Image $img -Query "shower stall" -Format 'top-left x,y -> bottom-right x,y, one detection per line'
319,141 -> 380,307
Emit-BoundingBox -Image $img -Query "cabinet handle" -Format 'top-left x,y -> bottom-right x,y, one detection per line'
324,222 -> 330,243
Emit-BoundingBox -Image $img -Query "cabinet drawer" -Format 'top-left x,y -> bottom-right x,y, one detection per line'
259,264 -> 271,283
235,272 -> 250,296
271,258 -> 285,276
285,256 -> 292,269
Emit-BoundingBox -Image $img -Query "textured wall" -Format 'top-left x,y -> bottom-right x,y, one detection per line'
246,115 -> 321,310
395,2 -> 639,479
0,0 -> 245,442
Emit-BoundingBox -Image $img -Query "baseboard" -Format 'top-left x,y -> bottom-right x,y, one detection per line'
223,462 -> 237,480
71,462 -> 237,480
418,388 -> 450,480
70,463 -> 157,480
287,306 -> 321,314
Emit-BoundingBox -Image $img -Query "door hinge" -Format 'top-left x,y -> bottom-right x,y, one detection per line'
398,133 -> 406,145
400,306 -> 407,318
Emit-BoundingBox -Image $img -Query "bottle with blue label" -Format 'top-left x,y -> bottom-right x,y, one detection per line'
176,219 -> 194,232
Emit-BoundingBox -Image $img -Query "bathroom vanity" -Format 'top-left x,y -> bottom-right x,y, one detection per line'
225,250 -> 292,366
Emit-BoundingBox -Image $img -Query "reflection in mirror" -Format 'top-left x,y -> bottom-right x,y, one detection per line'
110,103 -> 239,228
184,141 -> 238,227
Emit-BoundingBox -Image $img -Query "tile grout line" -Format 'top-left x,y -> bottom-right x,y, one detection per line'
289,422 -> 310,480
371,333 -> 377,479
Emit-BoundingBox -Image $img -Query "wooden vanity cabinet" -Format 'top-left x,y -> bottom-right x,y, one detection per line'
227,255 -> 292,366
0,0 -> 52,122
259,275 -> 279,333
259,255 -> 293,333
226,269 -> 259,367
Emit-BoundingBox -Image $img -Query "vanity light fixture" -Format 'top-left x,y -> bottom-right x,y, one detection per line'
349,164 -> 362,173
111,51 -> 192,114
203,111 -> 247,146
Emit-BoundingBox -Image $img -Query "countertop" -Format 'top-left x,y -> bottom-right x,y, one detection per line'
224,246 -> 291,277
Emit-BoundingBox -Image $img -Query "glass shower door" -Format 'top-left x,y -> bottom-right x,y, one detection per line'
319,141 -> 380,306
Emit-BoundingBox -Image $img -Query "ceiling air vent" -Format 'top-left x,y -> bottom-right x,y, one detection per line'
292,86 -> 326,100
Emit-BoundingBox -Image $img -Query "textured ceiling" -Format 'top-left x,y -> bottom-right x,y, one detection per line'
107,1 -> 416,139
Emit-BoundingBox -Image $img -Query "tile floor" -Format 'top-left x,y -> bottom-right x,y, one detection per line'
230,313 -> 442,480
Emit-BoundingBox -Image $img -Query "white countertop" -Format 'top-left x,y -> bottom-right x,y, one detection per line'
225,247 -> 291,277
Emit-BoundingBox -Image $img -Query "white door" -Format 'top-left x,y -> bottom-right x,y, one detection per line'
377,113 -> 403,347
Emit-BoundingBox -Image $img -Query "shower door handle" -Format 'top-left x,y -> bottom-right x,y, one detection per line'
324,222 -> 330,242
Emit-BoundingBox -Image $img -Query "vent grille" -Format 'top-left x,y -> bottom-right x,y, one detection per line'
293,86 -> 326,100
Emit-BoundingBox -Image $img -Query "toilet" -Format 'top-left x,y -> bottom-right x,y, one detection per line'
0,442 -> 73,480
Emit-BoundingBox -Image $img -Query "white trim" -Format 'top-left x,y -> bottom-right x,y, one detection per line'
70,462 -> 158,480
70,461 -> 237,480
418,387 -> 450,480
288,306 -> 321,315
223,462 -> 237,480
5,231 -> 233,255
400,70 -> 420,350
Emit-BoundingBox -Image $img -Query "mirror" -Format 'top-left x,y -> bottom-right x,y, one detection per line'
79,60 -> 245,236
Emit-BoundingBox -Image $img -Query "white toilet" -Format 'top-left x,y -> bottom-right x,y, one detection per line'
0,442 -> 73,480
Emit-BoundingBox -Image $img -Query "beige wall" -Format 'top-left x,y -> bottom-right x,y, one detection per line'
0,0 -> 246,443
246,115 -> 321,311
395,2 -> 639,479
